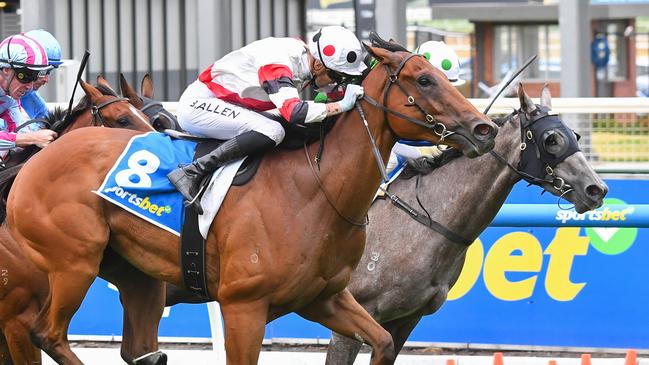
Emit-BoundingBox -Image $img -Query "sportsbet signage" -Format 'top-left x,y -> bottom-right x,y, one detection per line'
69,179 -> 649,349
448,197 -> 640,302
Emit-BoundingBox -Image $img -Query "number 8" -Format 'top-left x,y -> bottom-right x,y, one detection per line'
115,150 -> 161,188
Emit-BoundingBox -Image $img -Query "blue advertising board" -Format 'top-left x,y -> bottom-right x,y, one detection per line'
69,178 -> 649,349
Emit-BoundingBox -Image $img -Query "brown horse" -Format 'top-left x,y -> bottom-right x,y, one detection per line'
0,80 -> 154,365
7,46 -> 498,365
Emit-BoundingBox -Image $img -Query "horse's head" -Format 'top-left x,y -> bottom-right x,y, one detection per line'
53,80 -> 154,134
119,73 -> 180,131
363,45 -> 498,157
516,84 -> 607,212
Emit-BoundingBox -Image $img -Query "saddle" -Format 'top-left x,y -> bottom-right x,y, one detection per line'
171,114 -> 337,299
166,113 -> 337,186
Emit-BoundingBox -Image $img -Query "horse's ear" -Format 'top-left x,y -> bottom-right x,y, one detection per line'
96,74 -> 117,95
540,83 -> 552,109
120,73 -> 142,108
80,80 -> 103,100
364,45 -> 399,66
141,74 -> 154,98
517,83 -> 537,115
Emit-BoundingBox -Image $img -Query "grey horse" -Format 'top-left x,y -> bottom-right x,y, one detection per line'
324,84 -> 608,364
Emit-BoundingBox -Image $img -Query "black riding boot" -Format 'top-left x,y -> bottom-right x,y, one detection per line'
167,130 -> 275,214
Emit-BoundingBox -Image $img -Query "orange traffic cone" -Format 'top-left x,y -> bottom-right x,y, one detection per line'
625,349 -> 638,365
445,359 -> 456,365
548,360 -> 557,365
493,352 -> 504,365
581,353 -> 592,365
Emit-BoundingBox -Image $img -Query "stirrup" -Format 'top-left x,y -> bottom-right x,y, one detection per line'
183,178 -> 209,215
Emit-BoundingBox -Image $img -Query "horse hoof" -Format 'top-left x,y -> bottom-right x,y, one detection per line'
132,350 -> 168,365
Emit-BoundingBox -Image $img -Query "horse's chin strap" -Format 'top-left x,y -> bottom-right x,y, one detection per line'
90,97 -> 129,126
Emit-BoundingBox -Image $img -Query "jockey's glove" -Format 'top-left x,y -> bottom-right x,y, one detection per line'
337,84 -> 364,112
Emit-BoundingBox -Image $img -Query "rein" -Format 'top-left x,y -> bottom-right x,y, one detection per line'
91,97 -> 129,126
304,52 -> 449,227
382,108 -> 577,246
304,144 -> 368,227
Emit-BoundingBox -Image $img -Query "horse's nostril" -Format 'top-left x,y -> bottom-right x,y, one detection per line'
474,123 -> 493,137
586,184 -> 603,197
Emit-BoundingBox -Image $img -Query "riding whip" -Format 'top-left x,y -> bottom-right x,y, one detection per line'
483,54 -> 537,115
356,101 -> 389,183
63,50 -> 90,123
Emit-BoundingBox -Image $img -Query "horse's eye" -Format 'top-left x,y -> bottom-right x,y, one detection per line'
544,130 -> 566,155
117,118 -> 130,126
417,76 -> 432,87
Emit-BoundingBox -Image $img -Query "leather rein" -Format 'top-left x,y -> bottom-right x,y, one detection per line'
306,53 -> 454,227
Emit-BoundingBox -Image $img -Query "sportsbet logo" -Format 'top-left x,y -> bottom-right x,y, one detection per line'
104,150 -> 173,217
448,198 -> 638,302
103,186 -> 172,217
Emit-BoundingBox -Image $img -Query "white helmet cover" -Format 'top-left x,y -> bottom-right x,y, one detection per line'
0,34 -> 50,70
308,25 -> 367,76
416,40 -> 465,87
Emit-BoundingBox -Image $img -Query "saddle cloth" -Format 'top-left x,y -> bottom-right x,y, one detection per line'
93,132 -> 244,238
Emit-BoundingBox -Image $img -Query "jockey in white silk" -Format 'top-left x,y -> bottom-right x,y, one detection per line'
169,25 -> 367,213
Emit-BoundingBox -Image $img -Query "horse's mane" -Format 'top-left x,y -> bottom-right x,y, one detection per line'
368,31 -> 409,53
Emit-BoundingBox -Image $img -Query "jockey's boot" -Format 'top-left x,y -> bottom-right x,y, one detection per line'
167,130 -> 275,214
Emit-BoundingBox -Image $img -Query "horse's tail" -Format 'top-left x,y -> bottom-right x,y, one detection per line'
0,164 -> 25,223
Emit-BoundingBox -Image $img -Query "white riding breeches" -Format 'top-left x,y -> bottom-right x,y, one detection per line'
178,81 -> 285,145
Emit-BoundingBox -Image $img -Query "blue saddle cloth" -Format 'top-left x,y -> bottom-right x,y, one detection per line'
94,132 -> 198,236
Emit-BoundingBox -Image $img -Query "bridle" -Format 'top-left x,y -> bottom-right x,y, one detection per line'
383,107 -> 581,246
90,96 -> 130,126
360,53 -> 454,141
489,108 -> 579,197
307,52 -> 455,227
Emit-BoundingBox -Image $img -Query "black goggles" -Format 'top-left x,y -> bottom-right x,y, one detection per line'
13,67 -> 48,84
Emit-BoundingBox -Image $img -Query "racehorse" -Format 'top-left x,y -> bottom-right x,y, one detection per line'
7,45 -> 498,365
325,85 -> 608,364
0,79 -> 156,365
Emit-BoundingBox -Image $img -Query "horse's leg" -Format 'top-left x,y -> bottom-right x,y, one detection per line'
377,315 -> 422,358
324,331 -> 363,365
219,300 -> 268,365
298,289 -> 395,365
100,248 -> 167,365
0,330 -> 11,365
30,267 -> 99,365
3,317 -> 41,365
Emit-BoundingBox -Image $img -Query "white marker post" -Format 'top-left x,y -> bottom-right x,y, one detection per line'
207,301 -> 226,364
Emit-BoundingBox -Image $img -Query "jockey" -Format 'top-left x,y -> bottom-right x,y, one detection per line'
386,40 -> 465,176
0,34 -> 57,156
168,25 -> 366,212
20,29 -> 64,119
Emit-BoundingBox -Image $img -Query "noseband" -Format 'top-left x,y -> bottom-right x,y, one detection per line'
361,53 -> 453,141
90,97 -> 129,126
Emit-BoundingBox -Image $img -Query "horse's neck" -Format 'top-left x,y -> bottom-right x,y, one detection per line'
304,101 -> 395,223
395,116 -> 523,241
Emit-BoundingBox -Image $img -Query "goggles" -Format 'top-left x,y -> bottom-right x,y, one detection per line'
13,67 -> 49,84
